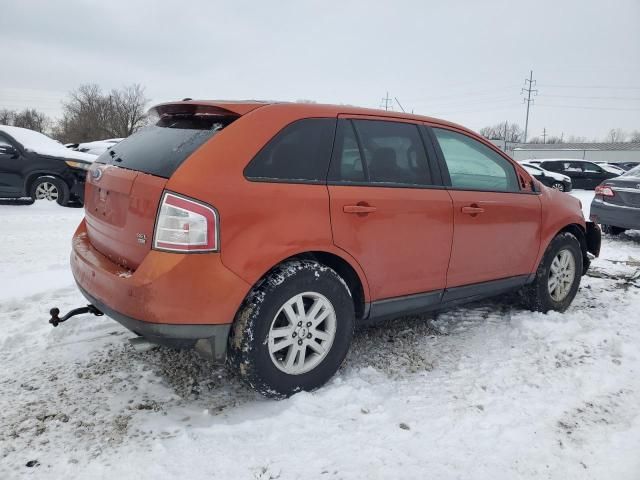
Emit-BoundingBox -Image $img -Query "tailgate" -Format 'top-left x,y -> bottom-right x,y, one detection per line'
85,163 -> 166,270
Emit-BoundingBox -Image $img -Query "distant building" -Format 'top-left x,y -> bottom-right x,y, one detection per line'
511,142 -> 640,164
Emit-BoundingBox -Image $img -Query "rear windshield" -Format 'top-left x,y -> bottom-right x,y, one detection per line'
623,165 -> 640,177
97,114 -> 236,178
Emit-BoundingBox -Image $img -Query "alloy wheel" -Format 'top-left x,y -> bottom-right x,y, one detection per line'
547,249 -> 576,301
267,291 -> 337,375
35,182 -> 59,201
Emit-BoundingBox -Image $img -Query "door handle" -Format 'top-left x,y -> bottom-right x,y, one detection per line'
461,205 -> 485,215
343,204 -> 377,214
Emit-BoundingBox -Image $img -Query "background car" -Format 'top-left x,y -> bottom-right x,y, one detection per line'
520,161 -> 572,192
0,125 -> 94,205
537,159 -> 619,189
67,138 -> 123,156
590,164 -> 640,235
617,161 -> 640,171
595,161 -> 626,175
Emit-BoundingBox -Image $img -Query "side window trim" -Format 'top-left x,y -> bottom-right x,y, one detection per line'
348,119 -> 370,181
426,125 -> 534,195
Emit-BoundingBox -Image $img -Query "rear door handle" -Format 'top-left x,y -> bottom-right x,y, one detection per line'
343,204 -> 377,214
461,205 -> 485,215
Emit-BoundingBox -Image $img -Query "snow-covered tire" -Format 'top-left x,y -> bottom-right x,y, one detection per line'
602,225 -> 626,236
227,260 -> 355,398
521,232 -> 583,313
30,176 -> 70,206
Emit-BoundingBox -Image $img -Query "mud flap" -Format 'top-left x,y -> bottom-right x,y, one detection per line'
586,222 -> 601,257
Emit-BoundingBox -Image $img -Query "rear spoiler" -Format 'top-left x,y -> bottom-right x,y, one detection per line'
149,100 -> 269,118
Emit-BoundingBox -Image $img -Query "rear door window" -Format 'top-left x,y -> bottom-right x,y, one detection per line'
99,114 -> 236,178
329,119 -> 433,186
244,118 -> 336,183
432,128 -> 519,192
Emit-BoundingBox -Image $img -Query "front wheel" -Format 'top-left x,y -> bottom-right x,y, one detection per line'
228,260 -> 355,398
551,182 -> 565,192
30,176 -> 70,206
521,232 -> 583,313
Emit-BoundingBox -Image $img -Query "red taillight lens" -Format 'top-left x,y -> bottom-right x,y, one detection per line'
594,185 -> 615,197
153,191 -> 219,253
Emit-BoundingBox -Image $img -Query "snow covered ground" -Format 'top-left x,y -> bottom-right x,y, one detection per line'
1,192 -> 639,479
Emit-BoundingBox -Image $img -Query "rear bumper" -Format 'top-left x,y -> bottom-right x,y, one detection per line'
590,199 -> 640,230
71,219 -> 251,353
79,285 -> 231,358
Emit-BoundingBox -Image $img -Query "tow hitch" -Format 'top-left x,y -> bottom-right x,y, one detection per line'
48,305 -> 104,327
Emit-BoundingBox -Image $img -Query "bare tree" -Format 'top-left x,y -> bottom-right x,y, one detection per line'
629,130 -> 640,142
606,128 -> 627,143
479,121 -> 523,143
0,108 -> 16,125
12,108 -> 51,133
53,84 -> 149,143
108,84 -> 149,137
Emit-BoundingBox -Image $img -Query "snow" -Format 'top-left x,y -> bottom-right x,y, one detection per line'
0,125 -> 95,162
1,199 -> 639,479
76,138 -> 123,156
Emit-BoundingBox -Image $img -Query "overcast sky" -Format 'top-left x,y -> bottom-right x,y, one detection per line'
1,0 -> 638,141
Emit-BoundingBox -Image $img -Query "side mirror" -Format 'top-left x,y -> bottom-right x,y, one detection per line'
0,145 -> 18,157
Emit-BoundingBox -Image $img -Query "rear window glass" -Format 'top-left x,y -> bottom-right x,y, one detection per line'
97,114 -> 236,178
244,118 -> 336,183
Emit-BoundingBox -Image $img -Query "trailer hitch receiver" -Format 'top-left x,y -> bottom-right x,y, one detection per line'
49,305 -> 104,327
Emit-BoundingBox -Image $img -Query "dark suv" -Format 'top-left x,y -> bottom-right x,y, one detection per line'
538,159 -> 619,190
0,126 -> 93,205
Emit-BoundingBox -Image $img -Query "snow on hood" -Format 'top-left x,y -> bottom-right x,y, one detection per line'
76,138 -> 123,156
0,125 -> 95,162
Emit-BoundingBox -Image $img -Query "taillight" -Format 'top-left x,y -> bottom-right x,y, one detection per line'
153,191 -> 219,252
594,185 -> 615,197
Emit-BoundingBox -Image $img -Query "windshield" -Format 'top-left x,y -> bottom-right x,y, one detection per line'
97,114 -> 236,178
623,164 -> 640,177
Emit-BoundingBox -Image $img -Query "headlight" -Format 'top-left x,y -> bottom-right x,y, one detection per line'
65,160 -> 91,171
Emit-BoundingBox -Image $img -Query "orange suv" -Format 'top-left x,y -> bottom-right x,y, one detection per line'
69,101 -> 601,397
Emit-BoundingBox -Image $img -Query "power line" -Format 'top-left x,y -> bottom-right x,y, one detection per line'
537,84 -> 640,90
521,70 -> 538,143
535,103 -> 640,111
539,94 -> 640,101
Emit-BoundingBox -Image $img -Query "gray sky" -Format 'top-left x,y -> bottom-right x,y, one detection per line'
1,0 -> 638,141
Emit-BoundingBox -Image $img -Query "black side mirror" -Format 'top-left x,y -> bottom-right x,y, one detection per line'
0,145 -> 18,157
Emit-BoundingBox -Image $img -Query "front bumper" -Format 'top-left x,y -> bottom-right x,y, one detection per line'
71,219 -> 251,357
590,199 -> 640,230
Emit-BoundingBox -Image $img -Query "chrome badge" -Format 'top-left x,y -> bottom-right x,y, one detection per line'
91,167 -> 103,181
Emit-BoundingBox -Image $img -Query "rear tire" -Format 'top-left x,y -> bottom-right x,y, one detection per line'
30,176 -> 70,206
602,225 -> 626,235
227,260 -> 354,398
521,232 -> 583,313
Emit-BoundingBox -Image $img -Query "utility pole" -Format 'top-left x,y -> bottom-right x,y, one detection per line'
521,70 -> 538,143
504,121 -> 509,152
380,92 -> 392,111
542,127 -> 547,144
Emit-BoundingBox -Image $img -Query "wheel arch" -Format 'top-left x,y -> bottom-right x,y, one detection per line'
244,250 -> 369,321
555,223 -> 590,275
25,172 -> 68,195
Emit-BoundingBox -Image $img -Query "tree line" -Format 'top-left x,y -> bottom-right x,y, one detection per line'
479,121 -> 640,144
1,84 -> 148,144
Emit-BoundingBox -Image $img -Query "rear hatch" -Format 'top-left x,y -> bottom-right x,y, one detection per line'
84,105 -> 240,270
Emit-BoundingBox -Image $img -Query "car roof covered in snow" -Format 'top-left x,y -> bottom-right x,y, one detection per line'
0,125 -> 95,162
